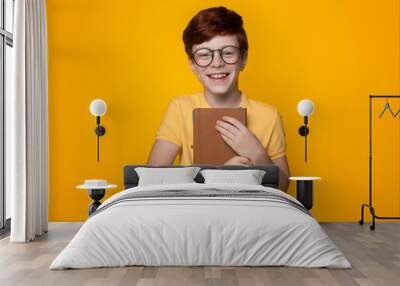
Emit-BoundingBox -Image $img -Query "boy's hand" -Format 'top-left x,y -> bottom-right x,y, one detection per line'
223,155 -> 253,166
216,116 -> 266,163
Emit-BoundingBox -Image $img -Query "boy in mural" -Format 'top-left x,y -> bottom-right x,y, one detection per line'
147,6 -> 290,191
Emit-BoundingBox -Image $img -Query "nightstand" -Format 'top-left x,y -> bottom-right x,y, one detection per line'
77,180 -> 117,215
289,176 -> 321,210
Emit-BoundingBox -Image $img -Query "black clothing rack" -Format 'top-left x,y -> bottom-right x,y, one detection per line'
359,95 -> 400,230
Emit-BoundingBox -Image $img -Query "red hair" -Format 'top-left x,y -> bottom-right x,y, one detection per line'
182,7 -> 248,57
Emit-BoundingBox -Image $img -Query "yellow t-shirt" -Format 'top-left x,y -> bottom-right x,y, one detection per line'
156,92 -> 287,165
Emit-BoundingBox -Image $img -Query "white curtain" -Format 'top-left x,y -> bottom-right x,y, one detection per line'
7,0 -> 48,242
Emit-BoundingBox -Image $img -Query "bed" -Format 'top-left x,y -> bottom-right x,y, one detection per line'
49,164 -> 351,269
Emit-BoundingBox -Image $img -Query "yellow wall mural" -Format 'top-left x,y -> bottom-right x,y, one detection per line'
47,0 -> 400,221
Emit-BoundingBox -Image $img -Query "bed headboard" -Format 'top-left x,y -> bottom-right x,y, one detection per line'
123,164 -> 280,189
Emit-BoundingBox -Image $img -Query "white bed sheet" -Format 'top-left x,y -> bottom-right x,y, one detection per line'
50,183 -> 351,269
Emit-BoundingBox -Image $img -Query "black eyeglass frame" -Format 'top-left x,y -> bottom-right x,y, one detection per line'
190,45 -> 245,67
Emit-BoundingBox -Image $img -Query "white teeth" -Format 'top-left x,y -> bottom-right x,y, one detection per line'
208,73 -> 229,79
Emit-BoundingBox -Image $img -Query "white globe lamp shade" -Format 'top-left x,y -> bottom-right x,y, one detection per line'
90,99 -> 107,117
297,99 -> 314,117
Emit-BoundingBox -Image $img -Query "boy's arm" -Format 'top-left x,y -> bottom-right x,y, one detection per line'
252,153 -> 290,192
272,155 -> 290,192
147,139 -> 181,166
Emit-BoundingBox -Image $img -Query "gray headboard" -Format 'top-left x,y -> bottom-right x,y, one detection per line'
123,165 -> 280,189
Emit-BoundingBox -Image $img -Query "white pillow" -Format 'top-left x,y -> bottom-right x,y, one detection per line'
135,167 -> 201,186
200,169 -> 266,185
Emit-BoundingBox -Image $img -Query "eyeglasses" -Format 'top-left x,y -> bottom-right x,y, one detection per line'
191,46 -> 243,67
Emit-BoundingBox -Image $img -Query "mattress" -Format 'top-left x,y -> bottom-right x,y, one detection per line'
50,183 -> 351,269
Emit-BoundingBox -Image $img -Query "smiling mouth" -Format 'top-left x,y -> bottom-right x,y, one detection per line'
207,73 -> 230,80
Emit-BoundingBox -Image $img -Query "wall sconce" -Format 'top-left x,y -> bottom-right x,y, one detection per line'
297,99 -> 315,162
89,99 -> 107,162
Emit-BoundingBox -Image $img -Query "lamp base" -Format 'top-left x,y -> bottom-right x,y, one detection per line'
298,126 -> 309,136
95,126 -> 106,136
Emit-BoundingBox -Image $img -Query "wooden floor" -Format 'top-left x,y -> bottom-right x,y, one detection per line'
0,222 -> 399,286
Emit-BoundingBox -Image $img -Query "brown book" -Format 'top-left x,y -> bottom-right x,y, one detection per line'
193,108 -> 247,165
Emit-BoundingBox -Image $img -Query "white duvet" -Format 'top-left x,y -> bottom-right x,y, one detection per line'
50,183 -> 351,269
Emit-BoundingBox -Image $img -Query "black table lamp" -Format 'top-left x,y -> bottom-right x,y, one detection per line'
297,99 -> 315,162
89,99 -> 107,162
